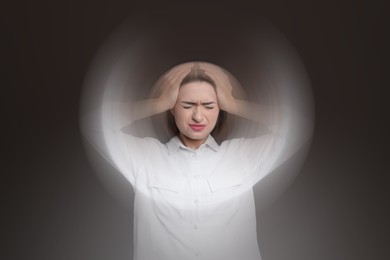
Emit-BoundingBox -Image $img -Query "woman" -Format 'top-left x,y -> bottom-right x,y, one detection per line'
90,62 -> 294,260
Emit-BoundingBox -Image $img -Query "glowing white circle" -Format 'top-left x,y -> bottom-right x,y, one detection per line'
79,18 -> 314,209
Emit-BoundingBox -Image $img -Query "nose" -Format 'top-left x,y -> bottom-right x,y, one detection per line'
192,107 -> 204,122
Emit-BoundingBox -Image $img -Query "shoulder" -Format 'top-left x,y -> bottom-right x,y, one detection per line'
220,132 -> 279,149
123,135 -> 166,151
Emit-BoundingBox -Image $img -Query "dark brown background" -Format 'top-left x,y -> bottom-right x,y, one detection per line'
2,1 -> 388,259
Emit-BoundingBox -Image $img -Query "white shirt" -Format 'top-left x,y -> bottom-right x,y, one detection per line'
82,106 -> 307,260
100,122 -> 283,260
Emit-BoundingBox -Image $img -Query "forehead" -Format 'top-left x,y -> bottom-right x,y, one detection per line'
178,81 -> 217,101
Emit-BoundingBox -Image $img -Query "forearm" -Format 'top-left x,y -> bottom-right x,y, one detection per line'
229,99 -> 312,145
115,97 -> 171,127
224,99 -> 274,126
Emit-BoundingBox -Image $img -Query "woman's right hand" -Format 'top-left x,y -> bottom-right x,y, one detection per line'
158,62 -> 193,109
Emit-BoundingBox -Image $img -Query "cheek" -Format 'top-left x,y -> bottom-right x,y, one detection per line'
173,110 -> 189,125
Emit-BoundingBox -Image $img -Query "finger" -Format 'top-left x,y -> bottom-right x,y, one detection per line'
167,63 -> 192,81
173,62 -> 194,74
172,67 -> 191,84
201,64 -> 222,78
200,62 -> 221,74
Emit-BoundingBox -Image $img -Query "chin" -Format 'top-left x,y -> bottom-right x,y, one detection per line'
183,132 -> 209,141
188,135 -> 207,141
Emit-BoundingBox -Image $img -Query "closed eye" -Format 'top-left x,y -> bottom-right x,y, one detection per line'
181,101 -> 216,109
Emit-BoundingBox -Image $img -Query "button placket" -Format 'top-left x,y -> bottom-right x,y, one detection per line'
190,150 -> 197,158
189,148 -> 203,258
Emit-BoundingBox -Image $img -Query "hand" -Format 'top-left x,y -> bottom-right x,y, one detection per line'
158,63 -> 193,109
200,63 -> 236,112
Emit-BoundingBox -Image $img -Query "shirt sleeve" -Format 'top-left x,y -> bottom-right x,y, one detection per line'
218,106 -> 313,188
80,104 -> 159,185
221,133 -> 282,185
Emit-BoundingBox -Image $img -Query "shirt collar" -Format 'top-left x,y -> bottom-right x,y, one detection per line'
166,135 -> 220,154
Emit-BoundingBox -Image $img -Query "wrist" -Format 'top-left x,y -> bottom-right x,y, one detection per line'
220,97 -> 238,114
155,97 -> 174,112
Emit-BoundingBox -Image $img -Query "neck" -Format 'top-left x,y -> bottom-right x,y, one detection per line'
178,134 -> 207,150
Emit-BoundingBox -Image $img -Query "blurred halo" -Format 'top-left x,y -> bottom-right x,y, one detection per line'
79,14 -> 314,209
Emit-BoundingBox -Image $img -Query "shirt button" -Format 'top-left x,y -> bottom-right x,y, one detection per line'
193,225 -> 198,230
193,174 -> 200,179
194,199 -> 199,204
195,252 -> 201,257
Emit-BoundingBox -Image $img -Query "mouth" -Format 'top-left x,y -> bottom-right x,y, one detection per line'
189,124 -> 206,131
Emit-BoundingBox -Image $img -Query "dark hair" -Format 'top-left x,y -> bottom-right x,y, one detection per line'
167,64 -> 228,143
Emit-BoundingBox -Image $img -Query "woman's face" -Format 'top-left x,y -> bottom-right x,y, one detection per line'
171,81 -> 220,149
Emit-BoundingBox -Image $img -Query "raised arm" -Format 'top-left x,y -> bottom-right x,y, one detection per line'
81,62 -> 192,159
115,63 -> 193,127
80,62 -> 193,184
201,63 -> 274,126
201,62 -> 312,145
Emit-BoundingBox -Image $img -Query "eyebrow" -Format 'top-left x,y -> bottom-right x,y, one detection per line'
181,101 -> 216,106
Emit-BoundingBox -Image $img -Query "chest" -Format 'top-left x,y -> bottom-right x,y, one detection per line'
134,151 -> 256,219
